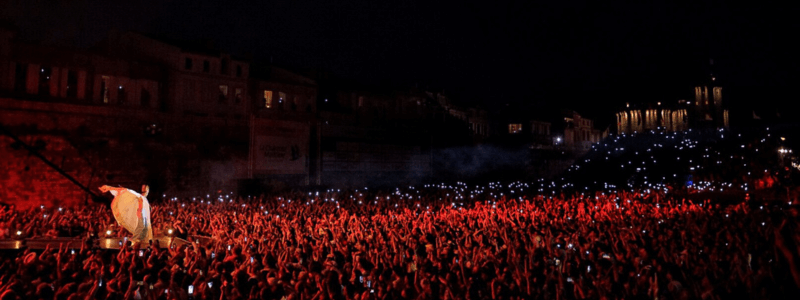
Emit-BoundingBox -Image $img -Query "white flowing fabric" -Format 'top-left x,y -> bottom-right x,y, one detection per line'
99,185 -> 153,242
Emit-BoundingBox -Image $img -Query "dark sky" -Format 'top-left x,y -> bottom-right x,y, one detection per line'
2,0 -> 798,118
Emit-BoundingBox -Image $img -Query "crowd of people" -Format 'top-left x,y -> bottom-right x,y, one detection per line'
566,128 -> 793,195
2,182 -> 799,300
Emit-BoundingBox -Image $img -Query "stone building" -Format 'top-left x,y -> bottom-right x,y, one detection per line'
693,62 -> 729,129
248,64 -> 319,186
616,61 -> 729,135
0,28 -> 321,207
616,102 -> 690,134
559,110 -> 607,154
313,82 -> 437,187
1,30 -> 164,110
98,31 -> 251,119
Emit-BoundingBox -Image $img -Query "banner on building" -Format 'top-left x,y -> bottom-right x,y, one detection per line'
250,118 -> 310,175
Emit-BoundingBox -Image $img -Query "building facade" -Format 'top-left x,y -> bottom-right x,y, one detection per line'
616,63 -> 730,135
3,26 -> 604,198
0,29 -> 324,207
616,102 -> 690,134
100,32 -> 251,118
560,111 -> 607,153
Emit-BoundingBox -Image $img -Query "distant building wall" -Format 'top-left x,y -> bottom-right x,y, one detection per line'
1,43 -> 164,110
617,106 -> 696,135
250,78 -> 316,114
320,125 -> 430,187
250,118 -> 312,184
618,78 -> 729,135
560,111 -> 606,155
1,29 -> 493,195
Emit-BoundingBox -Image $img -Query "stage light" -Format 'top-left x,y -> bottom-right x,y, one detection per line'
106,230 -> 112,236
167,229 -> 174,235
16,231 -> 22,236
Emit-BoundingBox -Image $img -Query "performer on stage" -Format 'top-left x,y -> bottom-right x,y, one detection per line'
99,185 -> 153,243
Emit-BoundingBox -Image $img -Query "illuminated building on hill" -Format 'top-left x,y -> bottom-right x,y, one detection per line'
616,60 -> 729,134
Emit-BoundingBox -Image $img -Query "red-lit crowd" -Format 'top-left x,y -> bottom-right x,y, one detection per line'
1,186 -> 799,300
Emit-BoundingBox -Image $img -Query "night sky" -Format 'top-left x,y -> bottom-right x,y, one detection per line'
3,0 -> 798,120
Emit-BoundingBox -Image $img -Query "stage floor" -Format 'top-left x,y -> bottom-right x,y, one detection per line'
0,236 -> 208,250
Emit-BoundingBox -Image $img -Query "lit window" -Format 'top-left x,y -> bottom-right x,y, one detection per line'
219,85 -> 228,103
509,124 -> 522,134
278,92 -> 286,104
235,88 -> 243,104
101,76 -> 110,104
263,90 -> 273,108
